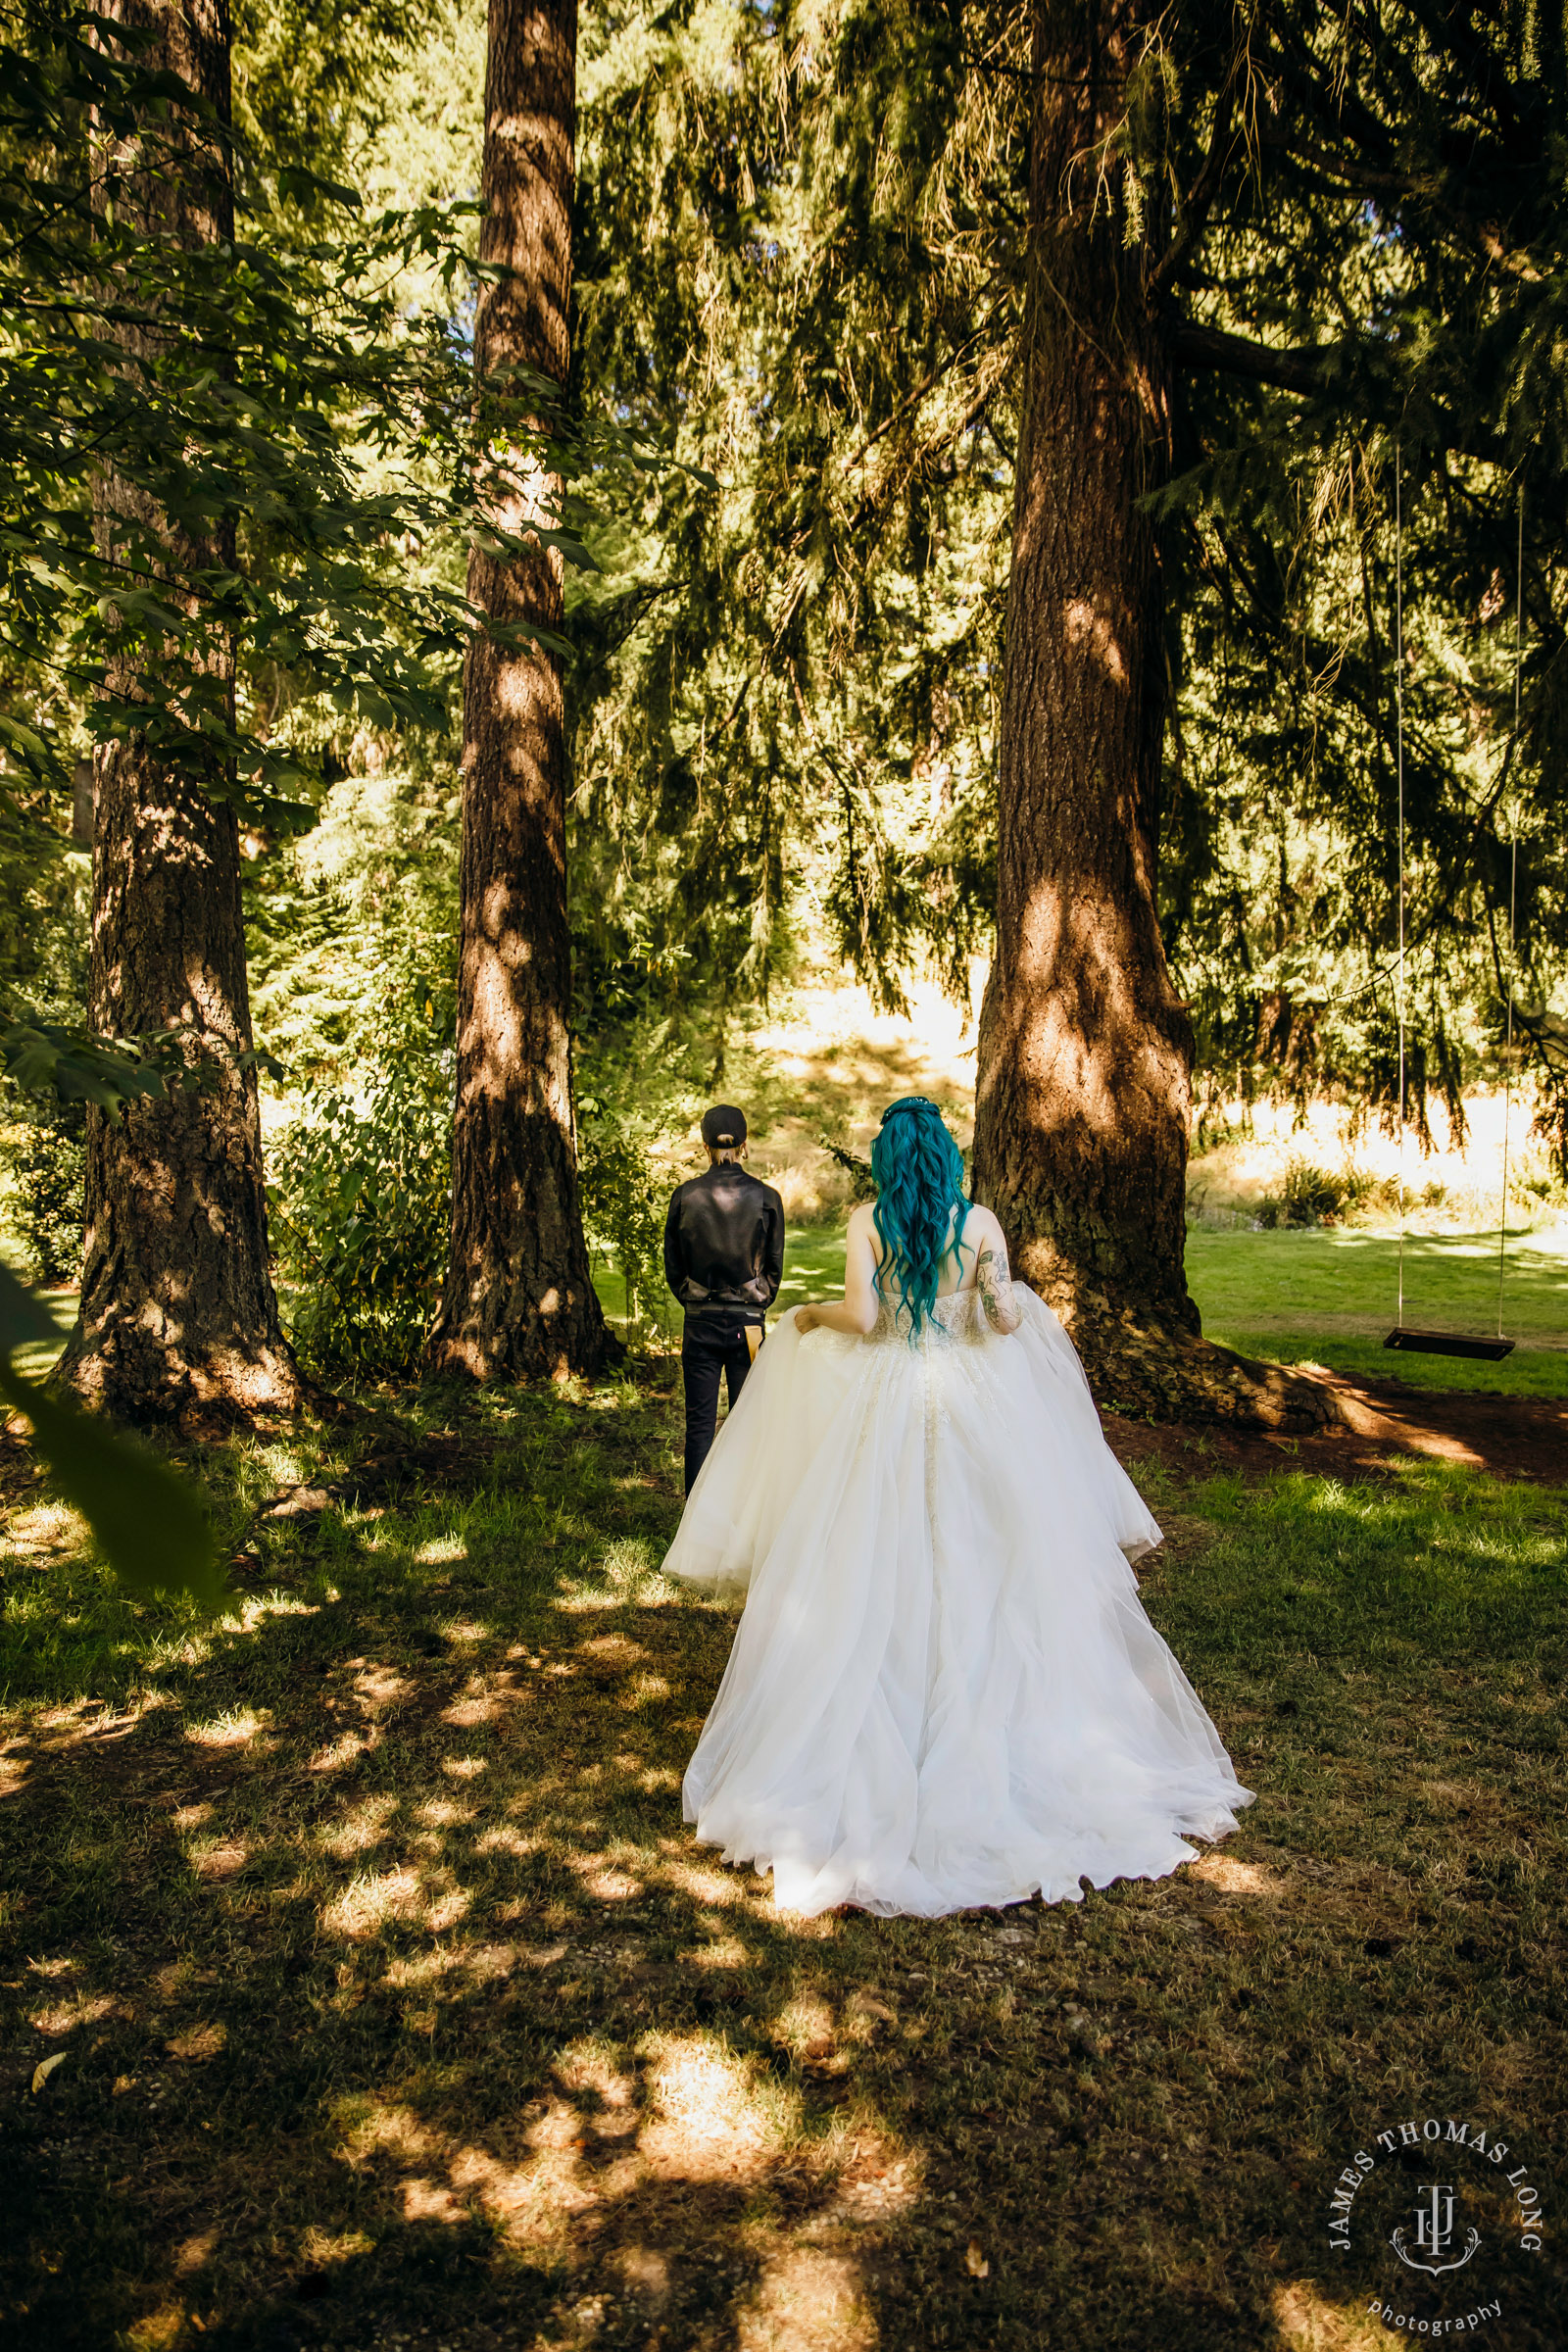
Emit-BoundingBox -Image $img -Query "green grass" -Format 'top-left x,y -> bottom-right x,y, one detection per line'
1187,1226 -> 1568,1396
3,1381 -> 1567,2349
767,1221 -> 1568,1395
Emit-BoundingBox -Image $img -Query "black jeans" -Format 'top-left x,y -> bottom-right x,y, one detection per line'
681,1312 -> 757,1493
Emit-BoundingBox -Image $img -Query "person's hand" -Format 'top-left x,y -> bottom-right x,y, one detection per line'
795,1304 -> 820,1335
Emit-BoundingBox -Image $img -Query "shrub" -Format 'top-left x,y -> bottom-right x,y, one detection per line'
578,1110 -> 671,1339
1256,1158 -> 1377,1229
3,1099 -> 86,1284
818,1132 -> 877,1203
269,1056 -> 452,1379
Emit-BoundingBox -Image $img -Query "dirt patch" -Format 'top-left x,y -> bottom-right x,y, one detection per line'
1105,1371 -> 1568,1485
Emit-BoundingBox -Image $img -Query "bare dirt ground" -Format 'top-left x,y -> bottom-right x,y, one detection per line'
1105,1371 -> 1568,1487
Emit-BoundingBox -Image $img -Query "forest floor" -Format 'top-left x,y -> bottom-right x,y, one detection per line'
2,1348 -> 1566,2352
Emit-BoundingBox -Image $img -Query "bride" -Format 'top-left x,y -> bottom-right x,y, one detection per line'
662,1095 -> 1251,1918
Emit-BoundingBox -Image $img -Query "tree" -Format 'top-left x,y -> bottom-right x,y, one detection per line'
969,0 -> 1202,1411
958,0 -> 1564,1419
2,3 -> 513,1420
425,0 -> 609,1384
54,0 -> 301,1423
964,0 -> 1323,1420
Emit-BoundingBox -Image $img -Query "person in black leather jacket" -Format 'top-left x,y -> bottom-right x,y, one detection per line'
664,1105 -> 785,1492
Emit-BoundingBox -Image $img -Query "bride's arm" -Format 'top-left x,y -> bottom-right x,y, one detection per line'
973,1210 -> 1023,1335
796,1205 -> 880,1336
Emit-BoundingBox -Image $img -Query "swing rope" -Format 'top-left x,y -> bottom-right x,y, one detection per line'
1384,451 -> 1518,1363
1495,483 -> 1523,1340
1395,444 -> 1408,1335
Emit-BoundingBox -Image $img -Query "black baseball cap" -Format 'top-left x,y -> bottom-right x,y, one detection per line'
701,1104 -> 748,1148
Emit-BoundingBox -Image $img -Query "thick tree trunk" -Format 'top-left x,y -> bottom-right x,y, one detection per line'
425,0 -> 607,1383
971,0 -> 1331,1429
59,0 -> 301,1426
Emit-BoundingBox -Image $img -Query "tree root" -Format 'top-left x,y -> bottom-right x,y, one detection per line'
1061,1303 -> 1343,1432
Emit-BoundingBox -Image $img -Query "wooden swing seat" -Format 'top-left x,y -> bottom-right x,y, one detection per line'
1383,1328 -> 1515,1362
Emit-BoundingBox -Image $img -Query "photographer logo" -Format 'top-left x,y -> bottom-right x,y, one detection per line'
1324,2112 -> 1544,2337
1391,2182 -> 1480,2278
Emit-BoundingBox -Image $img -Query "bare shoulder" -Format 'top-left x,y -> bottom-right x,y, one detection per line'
847,1200 -> 880,1248
963,1202 -> 1008,1255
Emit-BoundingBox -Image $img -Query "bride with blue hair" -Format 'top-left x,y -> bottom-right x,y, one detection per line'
662,1095 -> 1250,1918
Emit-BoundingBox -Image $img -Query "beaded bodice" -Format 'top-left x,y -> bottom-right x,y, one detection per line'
867,1286 -> 1004,1348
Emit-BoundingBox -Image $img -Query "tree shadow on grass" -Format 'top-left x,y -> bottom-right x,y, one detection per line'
2,1396 -> 1567,2349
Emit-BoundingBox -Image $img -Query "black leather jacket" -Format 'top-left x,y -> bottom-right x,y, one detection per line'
663,1164 -> 785,1320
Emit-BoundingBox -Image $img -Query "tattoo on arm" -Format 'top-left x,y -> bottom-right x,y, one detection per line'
976,1244 -> 1021,1334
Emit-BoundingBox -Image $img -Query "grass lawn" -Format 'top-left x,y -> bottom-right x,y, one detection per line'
1188,1227 -> 1568,1399
2,1371 -> 1567,2349
765,1220 -> 1568,1396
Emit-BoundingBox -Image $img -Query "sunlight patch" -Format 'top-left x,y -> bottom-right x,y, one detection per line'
641,2034 -> 774,2182
440,1676 -> 511,1728
776,1991 -> 837,2059
189,1838 -> 249,1881
1272,2278 -> 1385,2346
557,2041 -> 636,2106
442,1754 -> 487,1778
318,1796 -> 399,1859
4,1501 -> 86,1555
682,1934 -> 749,1971
299,2226 -> 373,2269
352,1665 -> 412,1712
29,1991 -> 122,2035
166,2022 -> 227,2062
1188,1853 -> 1283,1896
400,2174 -> 464,2223
415,1535 -> 468,1564
475,1823 -> 537,1858
184,1707 -> 270,1748
339,2098 -> 444,2167
658,1855 -> 742,1908
571,1854 -> 644,1902
126,2303 -> 191,2349
740,2249 -> 876,2351
309,1730 -> 375,1775
322,1867 -> 426,1938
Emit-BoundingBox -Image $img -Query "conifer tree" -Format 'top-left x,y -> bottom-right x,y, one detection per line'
60,0 -> 302,1423
966,0 -> 1563,1416
426,0 -> 608,1384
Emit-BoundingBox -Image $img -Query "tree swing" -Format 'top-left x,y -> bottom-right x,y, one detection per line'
1383,451 -> 1519,1364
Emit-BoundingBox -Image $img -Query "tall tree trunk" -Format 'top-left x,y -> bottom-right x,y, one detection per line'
425,0 -> 607,1383
59,0 -> 301,1427
971,0 -> 1330,1428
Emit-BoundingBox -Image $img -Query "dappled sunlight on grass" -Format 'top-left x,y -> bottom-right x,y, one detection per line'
2,1376 -> 1566,2345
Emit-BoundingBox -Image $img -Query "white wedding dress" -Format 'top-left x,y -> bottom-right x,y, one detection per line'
663,1280 -> 1252,1918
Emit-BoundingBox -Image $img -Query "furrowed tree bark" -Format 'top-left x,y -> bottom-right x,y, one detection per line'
424,0 -> 608,1382
971,0 -> 1333,1429
59,0 -> 301,1427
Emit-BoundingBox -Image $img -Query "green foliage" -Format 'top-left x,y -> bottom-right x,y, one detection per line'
1254,1159 -> 1377,1231
563,0 -> 1568,1162
0,1261 -> 225,1608
818,1132 -> 876,1204
2,1099 -> 85,1286
577,1108 -> 669,1337
249,766 -> 460,1377
269,1046 -> 451,1380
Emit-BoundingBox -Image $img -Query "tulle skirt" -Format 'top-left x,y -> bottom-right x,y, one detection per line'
662,1291 -> 1252,1917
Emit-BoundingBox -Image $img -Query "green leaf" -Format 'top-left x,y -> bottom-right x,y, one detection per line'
0,1261 -> 57,1351
0,1339 -> 229,1613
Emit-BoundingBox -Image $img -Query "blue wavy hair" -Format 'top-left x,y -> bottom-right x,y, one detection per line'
870,1097 -> 970,1337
